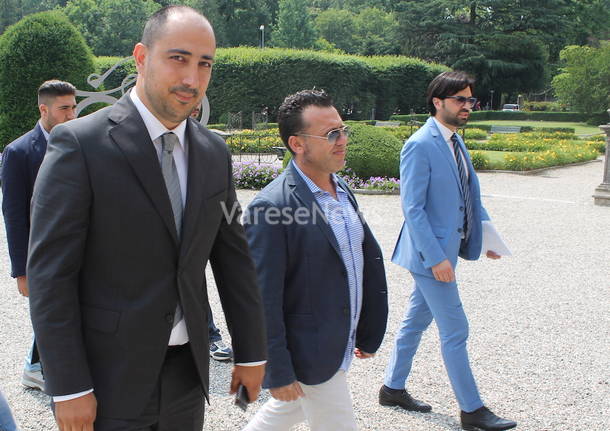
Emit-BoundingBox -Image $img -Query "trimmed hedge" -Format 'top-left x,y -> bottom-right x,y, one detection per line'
0,11 -> 95,148
87,49 -> 444,124
391,111 -> 590,122
345,124 -> 402,178
363,56 -> 447,120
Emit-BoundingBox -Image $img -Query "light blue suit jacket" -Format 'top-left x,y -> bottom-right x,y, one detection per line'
392,117 -> 489,277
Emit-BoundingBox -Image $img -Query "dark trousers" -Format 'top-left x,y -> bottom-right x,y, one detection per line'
94,343 -> 205,431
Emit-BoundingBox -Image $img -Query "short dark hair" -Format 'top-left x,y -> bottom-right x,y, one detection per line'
37,80 -> 76,106
426,71 -> 475,115
277,89 -> 334,154
142,5 -> 206,48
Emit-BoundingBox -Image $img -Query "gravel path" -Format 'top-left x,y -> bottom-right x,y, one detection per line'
1,159 -> 608,430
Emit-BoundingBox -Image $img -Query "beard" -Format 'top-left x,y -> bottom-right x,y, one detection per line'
440,109 -> 469,128
143,79 -> 201,125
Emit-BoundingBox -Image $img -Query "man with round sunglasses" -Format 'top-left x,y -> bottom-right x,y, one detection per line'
243,89 -> 388,430
380,71 -> 517,430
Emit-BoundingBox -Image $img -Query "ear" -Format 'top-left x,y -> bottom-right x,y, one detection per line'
38,104 -> 47,118
287,135 -> 303,155
133,43 -> 147,73
432,97 -> 443,111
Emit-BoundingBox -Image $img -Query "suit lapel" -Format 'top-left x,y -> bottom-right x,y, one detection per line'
108,95 -> 180,247
286,163 -> 342,259
178,121 -> 207,258
428,118 -> 462,192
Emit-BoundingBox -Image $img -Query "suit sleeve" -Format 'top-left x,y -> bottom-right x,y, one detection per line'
401,140 -> 447,268
27,124 -> 94,396
1,145 -> 30,278
209,154 -> 267,364
243,198 -> 297,389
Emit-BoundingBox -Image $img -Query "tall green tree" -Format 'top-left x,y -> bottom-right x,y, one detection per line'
64,0 -> 160,56
552,42 -> 610,116
216,0 -> 270,47
315,8 -> 356,52
273,0 -> 317,48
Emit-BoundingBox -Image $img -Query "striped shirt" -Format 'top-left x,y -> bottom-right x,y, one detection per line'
292,161 -> 364,371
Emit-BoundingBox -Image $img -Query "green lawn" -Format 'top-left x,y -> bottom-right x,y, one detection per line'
468,120 -> 602,136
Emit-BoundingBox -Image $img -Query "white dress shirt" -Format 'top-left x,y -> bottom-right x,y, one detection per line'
432,117 -> 469,178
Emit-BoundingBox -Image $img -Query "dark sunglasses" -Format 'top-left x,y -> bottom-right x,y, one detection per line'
444,96 -> 478,106
297,125 -> 350,144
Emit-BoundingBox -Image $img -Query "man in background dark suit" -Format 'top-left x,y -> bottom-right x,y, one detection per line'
243,90 -> 388,430
27,6 -> 266,430
1,80 -> 76,392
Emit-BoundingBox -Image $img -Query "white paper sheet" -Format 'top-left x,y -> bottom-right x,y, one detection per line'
481,220 -> 512,256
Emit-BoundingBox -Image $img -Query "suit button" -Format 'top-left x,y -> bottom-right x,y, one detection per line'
343,307 -> 349,316
165,313 -> 174,324
459,206 -> 464,211
457,228 -> 463,233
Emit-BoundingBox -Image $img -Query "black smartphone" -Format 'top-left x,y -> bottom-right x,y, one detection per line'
234,384 -> 249,412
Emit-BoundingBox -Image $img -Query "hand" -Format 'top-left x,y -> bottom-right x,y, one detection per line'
55,392 -> 97,431
16,276 -> 28,297
230,364 -> 265,403
486,250 -> 501,260
354,348 -> 374,359
269,382 -> 304,402
431,259 -> 455,283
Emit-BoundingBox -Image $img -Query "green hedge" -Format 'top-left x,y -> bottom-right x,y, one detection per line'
93,56 -> 137,91
363,56 -> 447,120
345,124 -> 402,178
0,11 -> 95,148
391,111 -> 590,123
88,49 -> 444,123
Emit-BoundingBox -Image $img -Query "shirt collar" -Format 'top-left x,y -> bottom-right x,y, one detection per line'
291,160 -> 343,195
38,121 -> 50,142
432,117 -> 456,144
130,88 -> 187,148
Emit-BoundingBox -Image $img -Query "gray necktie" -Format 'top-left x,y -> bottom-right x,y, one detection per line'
160,132 -> 183,239
160,132 -> 183,328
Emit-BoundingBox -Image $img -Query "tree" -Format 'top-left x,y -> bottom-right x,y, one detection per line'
315,9 -> 356,53
0,11 -> 95,147
64,0 -> 160,56
273,0 -> 317,48
216,0 -> 271,47
552,42 -> 610,116
352,7 -> 399,55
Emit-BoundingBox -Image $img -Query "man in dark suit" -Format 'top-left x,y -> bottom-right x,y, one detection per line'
27,6 -> 266,431
1,80 -> 77,392
380,71 -> 516,430
243,90 -> 388,430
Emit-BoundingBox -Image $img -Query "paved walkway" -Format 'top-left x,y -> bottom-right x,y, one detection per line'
1,159 -> 608,430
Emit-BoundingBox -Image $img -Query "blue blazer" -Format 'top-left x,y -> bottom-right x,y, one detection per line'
392,117 -> 489,277
1,123 -> 47,278
244,163 -> 388,389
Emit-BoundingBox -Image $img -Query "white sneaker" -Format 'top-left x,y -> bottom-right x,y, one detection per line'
209,340 -> 233,362
22,369 -> 44,391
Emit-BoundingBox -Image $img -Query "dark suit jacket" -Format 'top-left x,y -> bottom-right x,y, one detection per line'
27,94 -> 267,419
243,162 -> 388,389
1,123 -> 47,278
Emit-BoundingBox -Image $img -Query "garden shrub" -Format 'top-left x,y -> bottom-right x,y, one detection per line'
469,151 -> 491,170
345,124 -> 402,178
0,11 -> 95,148
93,56 -> 136,91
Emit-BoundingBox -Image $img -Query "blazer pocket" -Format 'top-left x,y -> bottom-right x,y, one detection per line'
81,304 -> 121,334
431,226 -> 447,238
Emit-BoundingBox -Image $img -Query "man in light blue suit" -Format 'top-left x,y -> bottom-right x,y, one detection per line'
380,71 -> 517,431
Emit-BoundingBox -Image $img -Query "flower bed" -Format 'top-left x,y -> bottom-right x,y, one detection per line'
232,162 -> 282,189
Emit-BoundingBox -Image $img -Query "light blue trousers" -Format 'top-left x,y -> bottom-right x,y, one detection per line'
384,271 -> 484,412
0,387 -> 18,431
